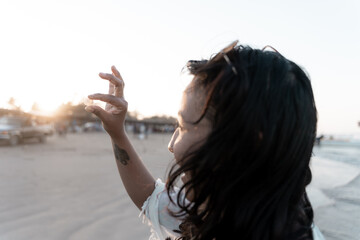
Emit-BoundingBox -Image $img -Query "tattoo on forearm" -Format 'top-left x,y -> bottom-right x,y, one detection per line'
112,143 -> 130,165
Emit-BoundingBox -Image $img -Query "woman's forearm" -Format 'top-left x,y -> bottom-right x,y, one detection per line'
111,133 -> 155,210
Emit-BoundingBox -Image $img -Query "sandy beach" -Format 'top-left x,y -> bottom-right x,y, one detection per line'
1,132 -> 359,240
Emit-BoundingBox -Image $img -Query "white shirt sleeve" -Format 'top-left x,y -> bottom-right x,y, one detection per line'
139,179 -> 183,240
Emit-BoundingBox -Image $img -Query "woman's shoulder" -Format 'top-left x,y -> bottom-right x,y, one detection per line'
140,179 -> 182,240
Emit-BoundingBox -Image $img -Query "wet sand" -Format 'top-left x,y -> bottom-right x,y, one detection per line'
1,133 -> 359,239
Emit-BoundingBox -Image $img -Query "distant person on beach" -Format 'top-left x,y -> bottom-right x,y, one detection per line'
315,135 -> 324,146
85,41 -> 325,240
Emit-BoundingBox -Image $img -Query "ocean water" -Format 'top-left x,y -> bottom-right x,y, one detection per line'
313,143 -> 360,167
312,144 -> 360,240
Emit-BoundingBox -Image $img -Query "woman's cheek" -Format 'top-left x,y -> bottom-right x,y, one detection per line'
173,133 -> 189,162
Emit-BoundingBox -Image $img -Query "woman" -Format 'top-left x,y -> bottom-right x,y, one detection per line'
85,41 -> 325,240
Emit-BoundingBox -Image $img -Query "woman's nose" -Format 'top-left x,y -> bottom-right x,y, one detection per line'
168,143 -> 174,153
168,129 -> 179,153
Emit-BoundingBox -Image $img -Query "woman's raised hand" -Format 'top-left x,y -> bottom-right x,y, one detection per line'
85,66 -> 128,138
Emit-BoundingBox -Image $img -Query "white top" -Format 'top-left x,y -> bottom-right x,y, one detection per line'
140,179 -> 326,240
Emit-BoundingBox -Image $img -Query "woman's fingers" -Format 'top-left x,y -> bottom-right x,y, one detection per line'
108,81 -> 115,95
99,70 -> 124,97
85,105 -> 107,119
99,72 -> 122,86
105,82 -> 115,111
111,66 -> 124,97
88,93 -> 127,109
111,65 -> 122,79
85,104 -> 125,119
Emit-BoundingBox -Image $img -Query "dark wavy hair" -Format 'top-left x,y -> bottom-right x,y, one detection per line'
166,43 -> 317,240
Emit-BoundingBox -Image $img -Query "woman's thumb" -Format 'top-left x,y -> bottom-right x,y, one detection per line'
85,106 -> 106,120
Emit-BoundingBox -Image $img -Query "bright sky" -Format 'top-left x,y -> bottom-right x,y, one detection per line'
0,0 -> 359,135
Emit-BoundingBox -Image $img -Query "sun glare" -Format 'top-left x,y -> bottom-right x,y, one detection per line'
18,99 -> 61,115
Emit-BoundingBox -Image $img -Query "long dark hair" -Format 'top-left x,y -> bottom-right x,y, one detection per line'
167,43 -> 317,240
